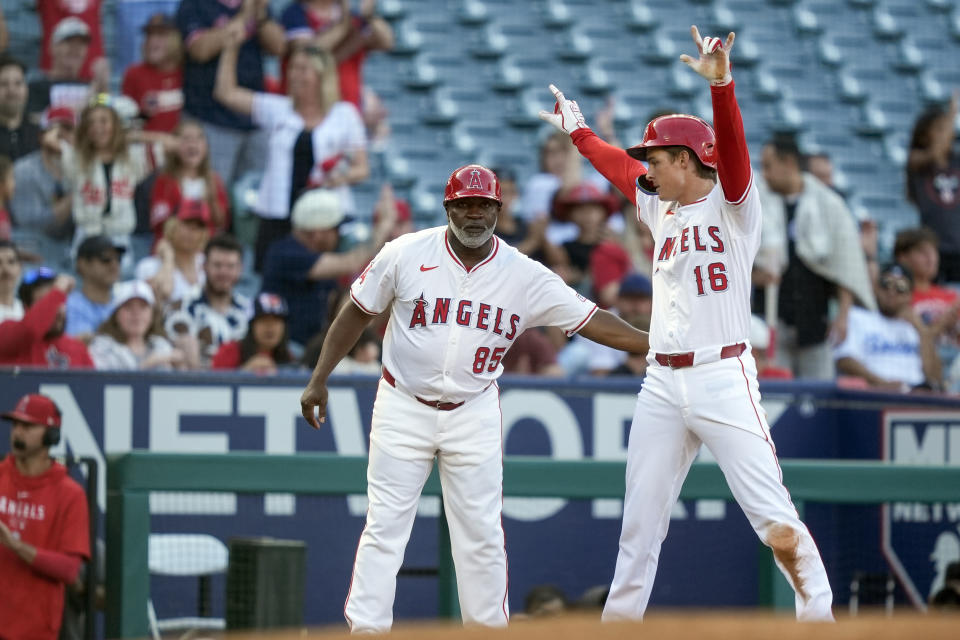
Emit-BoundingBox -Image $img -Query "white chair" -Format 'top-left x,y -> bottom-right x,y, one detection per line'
147,534 -> 229,640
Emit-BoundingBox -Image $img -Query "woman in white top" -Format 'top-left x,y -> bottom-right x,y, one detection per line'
89,280 -> 183,371
135,200 -> 210,305
52,98 -> 166,267
214,34 -> 368,268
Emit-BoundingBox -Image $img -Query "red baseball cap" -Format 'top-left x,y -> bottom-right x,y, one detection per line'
176,199 -> 212,224
2,394 -> 62,428
552,182 -> 619,221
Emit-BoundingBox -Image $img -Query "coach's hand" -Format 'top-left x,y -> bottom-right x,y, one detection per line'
300,379 -> 329,429
680,25 -> 734,86
538,84 -> 587,135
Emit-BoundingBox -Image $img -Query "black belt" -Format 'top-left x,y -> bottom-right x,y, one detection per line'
382,367 -> 465,411
654,342 -> 746,369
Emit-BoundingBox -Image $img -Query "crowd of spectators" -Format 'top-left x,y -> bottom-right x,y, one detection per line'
0,1 -> 956,395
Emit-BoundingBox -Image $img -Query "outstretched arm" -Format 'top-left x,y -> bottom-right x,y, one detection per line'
681,26 -> 751,204
539,85 -> 644,204
577,309 -> 649,354
300,301 -> 376,427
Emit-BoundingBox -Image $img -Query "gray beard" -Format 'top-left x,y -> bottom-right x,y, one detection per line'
449,221 -> 494,249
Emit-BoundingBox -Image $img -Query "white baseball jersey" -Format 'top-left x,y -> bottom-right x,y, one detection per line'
637,176 -> 761,355
349,227 -> 598,402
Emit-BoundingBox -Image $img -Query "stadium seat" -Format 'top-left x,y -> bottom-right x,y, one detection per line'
544,0 -> 575,29
872,6 -> 905,40
856,103 -> 888,137
793,5 -> 822,35
147,534 -> 229,640
892,39 -> 925,74
818,38 -> 844,67
625,0 -> 660,32
555,29 -> 594,61
468,25 -> 508,59
459,0 -> 490,25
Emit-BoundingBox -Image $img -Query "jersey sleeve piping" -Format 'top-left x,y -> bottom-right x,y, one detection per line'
350,290 -> 378,316
636,176 -> 657,197
565,304 -> 599,337
724,169 -> 754,206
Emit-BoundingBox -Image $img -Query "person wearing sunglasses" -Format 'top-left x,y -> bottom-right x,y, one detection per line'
835,263 -> 944,392
0,266 -> 93,368
64,234 -> 123,341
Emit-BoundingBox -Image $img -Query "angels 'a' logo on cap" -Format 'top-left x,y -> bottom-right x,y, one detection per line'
468,169 -> 483,190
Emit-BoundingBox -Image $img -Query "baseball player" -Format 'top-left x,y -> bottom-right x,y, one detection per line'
539,26 -> 834,621
300,164 -> 649,632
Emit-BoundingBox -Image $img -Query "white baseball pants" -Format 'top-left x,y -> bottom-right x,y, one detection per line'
343,379 -> 509,633
602,350 -> 834,622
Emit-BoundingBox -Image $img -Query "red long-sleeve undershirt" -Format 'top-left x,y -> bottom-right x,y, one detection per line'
710,80 -> 752,204
31,548 -> 83,584
570,80 -> 752,205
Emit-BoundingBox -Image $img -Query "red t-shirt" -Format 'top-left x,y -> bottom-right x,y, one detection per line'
149,172 -> 231,247
0,289 -> 94,368
211,340 -> 243,369
121,63 -> 184,133
38,0 -> 104,80
0,456 -> 90,640
913,285 -> 960,345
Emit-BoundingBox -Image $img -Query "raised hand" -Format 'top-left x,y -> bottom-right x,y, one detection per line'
679,25 -> 735,85
538,84 -> 587,135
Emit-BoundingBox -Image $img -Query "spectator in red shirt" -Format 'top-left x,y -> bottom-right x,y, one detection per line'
0,392 -> 90,640
281,0 -> 394,108
37,0 -> 105,81
0,267 -> 93,368
894,227 -> 960,351
122,13 -> 184,133
212,291 -> 294,374
149,119 -> 229,248
28,18 -> 109,120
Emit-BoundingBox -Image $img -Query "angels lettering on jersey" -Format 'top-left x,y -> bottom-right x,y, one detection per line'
654,216 -> 730,296
408,291 -> 520,340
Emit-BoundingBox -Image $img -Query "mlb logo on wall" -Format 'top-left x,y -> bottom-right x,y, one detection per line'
881,410 -> 960,609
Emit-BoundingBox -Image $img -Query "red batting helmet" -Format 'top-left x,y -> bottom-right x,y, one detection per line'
627,114 -> 717,169
443,165 -> 502,204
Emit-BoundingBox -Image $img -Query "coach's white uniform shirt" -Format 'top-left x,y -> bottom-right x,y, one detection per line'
350,227 -> 597,402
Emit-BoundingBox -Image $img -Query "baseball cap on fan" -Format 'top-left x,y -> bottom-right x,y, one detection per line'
291,189 -> 345,231
2,394 -> 62,428
252,292 -> 289,319
40,105 -> 75,130
112,280 -> 156,310
52,17 -> 91,44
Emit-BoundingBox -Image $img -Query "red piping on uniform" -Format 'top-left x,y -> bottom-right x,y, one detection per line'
444,231 -> 499,273
680,195 -> 708,207
727,171 -> 754,207
496,382 -> 510,623
342,507 -> 368,629
566,305 -> 599,337
738,355 -> 797,514
350,290 -> 378,315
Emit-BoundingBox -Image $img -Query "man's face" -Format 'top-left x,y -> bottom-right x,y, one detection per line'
898,242 -> 939,283
876,273 -> 913,317
618,293 -> 653,329
204,248 -> 242,296
446,197 -> 499,249
0,65 -> 27,118
761,145 -> 798,195
644,148 -> 696,202
0,247 -> 21,292
77,250 -> 121,288
52,37 -> 89,78
9,420 -> 47,459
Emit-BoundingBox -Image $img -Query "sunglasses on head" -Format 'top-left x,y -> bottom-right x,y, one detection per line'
22,267 -> 56,285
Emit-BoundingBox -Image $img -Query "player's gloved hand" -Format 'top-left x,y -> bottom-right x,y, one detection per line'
679,25 -> 735,86
538,84 -> 587,134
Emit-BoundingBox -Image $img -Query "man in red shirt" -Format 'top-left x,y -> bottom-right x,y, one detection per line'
37,0 -> 104,81
122,13 -> 184,133
0,393 -> 91,640
0,268 -> 93,368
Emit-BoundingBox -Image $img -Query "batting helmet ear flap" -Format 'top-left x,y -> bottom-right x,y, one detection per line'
43,428 -> 61,447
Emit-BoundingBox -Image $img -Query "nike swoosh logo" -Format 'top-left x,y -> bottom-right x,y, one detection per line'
420,265 -> 439,271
